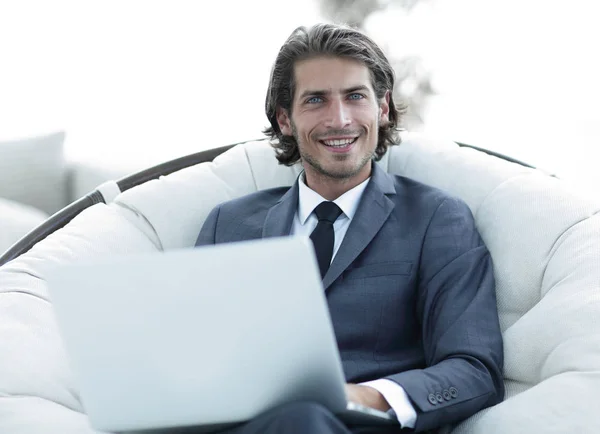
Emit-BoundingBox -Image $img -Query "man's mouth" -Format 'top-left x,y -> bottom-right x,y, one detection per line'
318,137 -> 359,148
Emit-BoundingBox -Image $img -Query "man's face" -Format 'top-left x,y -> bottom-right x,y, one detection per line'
277,56 -> 390,185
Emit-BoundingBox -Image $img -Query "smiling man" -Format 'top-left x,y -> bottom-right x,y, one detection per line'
196,23 -> 504,433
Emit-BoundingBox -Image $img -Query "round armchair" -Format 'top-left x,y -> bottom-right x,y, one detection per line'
0,132 -> 598,433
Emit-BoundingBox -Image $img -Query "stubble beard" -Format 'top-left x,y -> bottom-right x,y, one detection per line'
292,123 -> 375,181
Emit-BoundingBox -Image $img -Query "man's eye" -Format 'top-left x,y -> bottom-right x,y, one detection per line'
306,97 -> 323,104
348,93 -> 364,100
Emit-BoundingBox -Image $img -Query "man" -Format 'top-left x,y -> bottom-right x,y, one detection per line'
196,23 -> 504,433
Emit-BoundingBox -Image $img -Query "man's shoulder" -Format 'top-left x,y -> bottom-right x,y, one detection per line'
385,173 -> 475,224
216,186 -> 291,215
390,174 -> 465,206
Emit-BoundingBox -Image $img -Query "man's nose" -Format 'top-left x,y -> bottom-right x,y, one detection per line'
324,99 -> 351,129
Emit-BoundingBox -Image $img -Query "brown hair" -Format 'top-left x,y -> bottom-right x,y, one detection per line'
263,23 -> 405,166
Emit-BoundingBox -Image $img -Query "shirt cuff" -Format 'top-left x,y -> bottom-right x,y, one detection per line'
360,378 -> 417,429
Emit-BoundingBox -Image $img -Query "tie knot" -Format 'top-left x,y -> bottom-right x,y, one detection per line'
313,201 -> 343,224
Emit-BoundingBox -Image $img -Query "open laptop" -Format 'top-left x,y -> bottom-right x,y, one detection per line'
46,236 -> 397,433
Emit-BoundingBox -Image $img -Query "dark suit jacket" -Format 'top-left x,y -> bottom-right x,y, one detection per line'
196,162 -> 504,432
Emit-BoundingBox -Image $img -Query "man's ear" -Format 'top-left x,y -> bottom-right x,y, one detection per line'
276,107 -> 292,136
379,90 -> 390,125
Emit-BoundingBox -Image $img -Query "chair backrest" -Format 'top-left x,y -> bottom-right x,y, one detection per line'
1,132 -> 599,432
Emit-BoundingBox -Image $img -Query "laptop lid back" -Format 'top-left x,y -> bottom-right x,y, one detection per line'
46,236 -> 347,432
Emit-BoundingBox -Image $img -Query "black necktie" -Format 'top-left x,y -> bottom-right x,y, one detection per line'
310,201 -> 343,278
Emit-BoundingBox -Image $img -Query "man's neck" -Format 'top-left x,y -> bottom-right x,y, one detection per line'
303,165 -> 372,201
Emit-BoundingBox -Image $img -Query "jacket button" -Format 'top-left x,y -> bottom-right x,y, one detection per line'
428,393 -> 438,405
443,389 -> 451,401
436,393 -> 444,403
449,387 -> 458,398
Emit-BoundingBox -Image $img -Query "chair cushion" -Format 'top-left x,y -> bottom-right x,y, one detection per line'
0,198 -> 48,254
1,132 -> 599,433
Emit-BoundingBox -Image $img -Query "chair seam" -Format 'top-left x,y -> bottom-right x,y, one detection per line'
243,145 -> 259,192
0,393 -> 84,414
540,209 -> 600,299
0,288 -> 51,304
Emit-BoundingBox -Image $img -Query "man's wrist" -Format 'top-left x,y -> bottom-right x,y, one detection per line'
363,385 -> 392,411
360,379 -> 418,429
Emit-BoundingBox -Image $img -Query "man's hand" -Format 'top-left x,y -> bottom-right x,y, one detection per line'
345,383 -> 391,412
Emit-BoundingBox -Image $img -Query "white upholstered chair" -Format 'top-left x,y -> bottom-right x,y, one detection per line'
1,132 -> 598,433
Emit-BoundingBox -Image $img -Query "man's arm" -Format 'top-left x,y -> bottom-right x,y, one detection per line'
387,197 -> 504,432
195,205 -> 221,246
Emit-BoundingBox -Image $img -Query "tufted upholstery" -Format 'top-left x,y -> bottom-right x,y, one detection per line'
0,132 -> 599,433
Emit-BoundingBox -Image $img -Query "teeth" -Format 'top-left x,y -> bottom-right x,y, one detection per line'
322,138 -> 356,147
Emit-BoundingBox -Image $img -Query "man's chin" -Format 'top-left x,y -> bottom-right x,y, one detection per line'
315,165 -> 363,181
302,153 -> 372,182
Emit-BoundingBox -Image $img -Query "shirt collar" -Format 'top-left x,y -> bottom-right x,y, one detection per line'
297,172 -> 370,224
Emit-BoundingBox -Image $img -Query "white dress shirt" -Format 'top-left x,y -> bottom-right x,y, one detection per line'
290,174 -> 417,429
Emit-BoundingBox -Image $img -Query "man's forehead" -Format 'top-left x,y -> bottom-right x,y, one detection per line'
293,56 -> 373,94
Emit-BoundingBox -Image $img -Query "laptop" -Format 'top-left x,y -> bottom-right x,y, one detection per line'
46,236 -> 397,433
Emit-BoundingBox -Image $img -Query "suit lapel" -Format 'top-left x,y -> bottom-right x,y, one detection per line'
322,164 -> 397,291
262,182 -> 299,239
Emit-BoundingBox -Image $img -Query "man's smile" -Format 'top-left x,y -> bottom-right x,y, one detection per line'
318,136 -> 359,152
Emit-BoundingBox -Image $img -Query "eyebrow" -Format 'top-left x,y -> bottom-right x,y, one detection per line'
298,85 -> 370,100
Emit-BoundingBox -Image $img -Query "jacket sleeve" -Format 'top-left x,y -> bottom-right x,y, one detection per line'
387,197 -> 505,432
195,205 -> 221,247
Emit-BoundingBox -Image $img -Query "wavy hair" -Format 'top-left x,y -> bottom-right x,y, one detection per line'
263,23 -> 406,166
